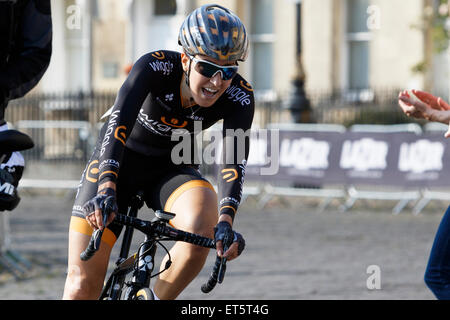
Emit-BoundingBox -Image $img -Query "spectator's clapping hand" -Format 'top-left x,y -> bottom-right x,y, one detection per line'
398,90 -> 450,138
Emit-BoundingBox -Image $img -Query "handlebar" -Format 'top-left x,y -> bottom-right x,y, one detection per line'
80,203 -> 230,294
79,228 -> 103,261
80,209 -> 215,260
201,227 -> 233,293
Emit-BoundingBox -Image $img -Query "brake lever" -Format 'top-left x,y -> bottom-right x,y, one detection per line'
80,196 -> 114,261
217,229 -> 233,284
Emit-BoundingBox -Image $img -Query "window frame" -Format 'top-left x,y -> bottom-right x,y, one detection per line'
343,0 -> 373,93
246,0 -> 276,99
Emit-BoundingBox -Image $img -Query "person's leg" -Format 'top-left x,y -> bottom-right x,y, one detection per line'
63,142 -> 122,300
153,179 -> 218,300
63,219 -> 115,299
424,205 -> 450,299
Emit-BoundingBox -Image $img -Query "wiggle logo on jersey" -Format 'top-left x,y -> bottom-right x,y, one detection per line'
149,60 -> 174,76
114,125 -> 127,146
221,168 -> 238,182
86,160 -> 99,183
138,109 -> 188,137
161,117 -> 188,128
100,110 -> 121,156
151,51 -> 165,60
237,159 -> 247,200
225,84 -> 252,106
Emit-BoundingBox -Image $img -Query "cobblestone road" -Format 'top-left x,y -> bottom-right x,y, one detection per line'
0,193 -> 443,300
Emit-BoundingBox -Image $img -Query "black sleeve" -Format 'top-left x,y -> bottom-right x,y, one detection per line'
217,87 -> 255,222
96,53 -> 161,185
0,0 -> 52,101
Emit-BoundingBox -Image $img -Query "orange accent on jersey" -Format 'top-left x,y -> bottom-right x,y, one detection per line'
99,170 -> 118,179
219,205 -> 237,214
221,168 -> 238,182
114,125 -> 127,145
86,160 -> 99,183
160,117 -> 188,128
151,52 -> 165,60
240,81 -> 253,91
100,170 -> 118,177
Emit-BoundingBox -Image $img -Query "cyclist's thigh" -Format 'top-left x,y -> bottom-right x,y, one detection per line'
148,166 -> 218,235
65,229 -> 112,298
70,146 -> 122,246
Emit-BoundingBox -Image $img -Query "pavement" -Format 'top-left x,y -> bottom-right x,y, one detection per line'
0,192 -> 443,300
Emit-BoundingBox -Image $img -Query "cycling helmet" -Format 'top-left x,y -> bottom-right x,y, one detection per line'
178,4 -> 249,62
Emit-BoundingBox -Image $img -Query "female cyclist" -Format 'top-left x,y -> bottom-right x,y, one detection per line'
398,89 -> 450,299
63,4 -> 251,300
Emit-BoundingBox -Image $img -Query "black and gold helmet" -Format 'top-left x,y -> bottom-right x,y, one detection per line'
178,4 -> 249,62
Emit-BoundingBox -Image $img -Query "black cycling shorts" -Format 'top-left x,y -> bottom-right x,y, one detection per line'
70,145 -> 215,247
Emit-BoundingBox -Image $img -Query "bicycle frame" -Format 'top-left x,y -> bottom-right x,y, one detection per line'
100,191 -> 158,300
81,191 -> 225,300
100,234 -> 158,300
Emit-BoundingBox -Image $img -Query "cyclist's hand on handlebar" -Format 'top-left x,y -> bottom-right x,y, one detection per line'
214,221 -> 245,261
82,187 -> 117,230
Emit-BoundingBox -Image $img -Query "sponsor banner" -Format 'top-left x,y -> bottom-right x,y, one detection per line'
237,129 -> 450,187
337,131 -> 450,187
339,131 -> 411,186
399,132 -> 450,187
246,129 -> 345,184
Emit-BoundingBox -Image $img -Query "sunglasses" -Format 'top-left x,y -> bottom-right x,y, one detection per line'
189,55 -> 238,81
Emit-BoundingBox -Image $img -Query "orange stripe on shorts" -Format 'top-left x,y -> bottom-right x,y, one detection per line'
69,216 -> 117,248
164,180 -> 216,212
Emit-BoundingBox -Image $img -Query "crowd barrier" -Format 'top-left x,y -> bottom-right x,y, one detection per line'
209,122 -> 450,214
11,121 -> 450,214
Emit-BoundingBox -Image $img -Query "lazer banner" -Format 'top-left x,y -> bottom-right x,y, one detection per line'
213,129 -> 450,187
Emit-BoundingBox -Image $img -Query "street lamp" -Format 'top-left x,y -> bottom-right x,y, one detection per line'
285,0 -> 312,123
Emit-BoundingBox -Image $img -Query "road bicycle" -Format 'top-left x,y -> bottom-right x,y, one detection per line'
81,191 -> 230,300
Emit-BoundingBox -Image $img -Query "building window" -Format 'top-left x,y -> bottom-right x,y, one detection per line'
154,0 -> 177,16
250,0 -> 274,93
346,0 -> 371,90
102,62 -> 119,78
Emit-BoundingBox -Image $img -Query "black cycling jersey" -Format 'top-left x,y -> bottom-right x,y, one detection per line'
98,50 -> 254,220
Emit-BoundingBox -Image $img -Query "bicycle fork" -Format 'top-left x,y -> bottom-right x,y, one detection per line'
123,237 -> 157,299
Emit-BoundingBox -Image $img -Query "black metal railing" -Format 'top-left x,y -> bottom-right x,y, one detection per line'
5,88 -> 448,165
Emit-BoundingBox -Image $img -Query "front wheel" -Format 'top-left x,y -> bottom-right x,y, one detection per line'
135,288 -> 154,300
125,287 -> 154,300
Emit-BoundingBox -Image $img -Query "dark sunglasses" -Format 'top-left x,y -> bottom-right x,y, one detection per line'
189,55 -> 238,80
